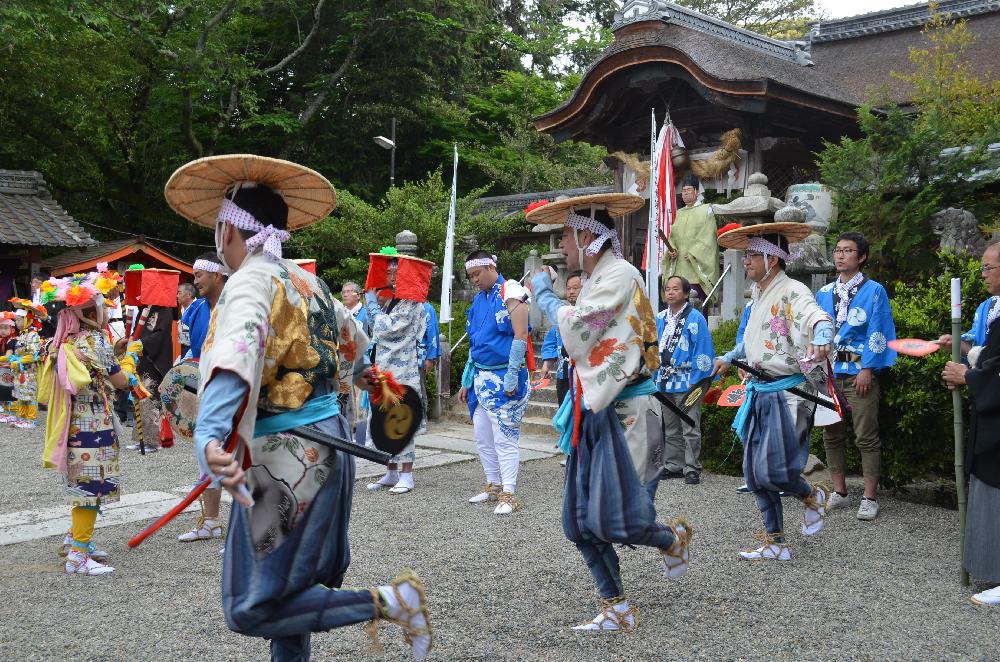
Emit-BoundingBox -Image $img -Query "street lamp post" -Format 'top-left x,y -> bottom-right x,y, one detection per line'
373,117 -> 396,188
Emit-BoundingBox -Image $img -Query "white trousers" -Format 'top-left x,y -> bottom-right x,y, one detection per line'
472,404 -> 520,493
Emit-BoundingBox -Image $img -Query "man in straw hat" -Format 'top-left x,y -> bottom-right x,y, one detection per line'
712,206 -> 834,561
164,155 -> 431,661
527,192 -> 692,632
458,250 -> 532,515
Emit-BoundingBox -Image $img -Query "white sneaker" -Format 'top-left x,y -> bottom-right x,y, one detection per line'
661,518 -> 693,579
571,598 -> 637,632
738,532 -> 792,561
468,482 -> 500,504
178,517 -> 223,542
971,585 -> 1000,606
827,491 -> 850,510
801,484 -> 828,536
65,550 -> 114,576
493,492 -> 521,515
376,571 -> 433,661
366,471 -> 399,491
59,533 -> 108,561
857,497 -> 879,521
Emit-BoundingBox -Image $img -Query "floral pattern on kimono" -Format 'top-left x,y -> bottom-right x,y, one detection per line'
555,251 -> 660,413
200,253 -> 368,555
744,271 -> 831,378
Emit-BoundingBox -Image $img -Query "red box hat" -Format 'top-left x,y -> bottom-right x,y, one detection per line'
364,249 -> 433,303
124,267 -> 181,307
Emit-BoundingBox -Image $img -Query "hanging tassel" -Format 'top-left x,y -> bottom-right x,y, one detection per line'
369,365 -> 405,411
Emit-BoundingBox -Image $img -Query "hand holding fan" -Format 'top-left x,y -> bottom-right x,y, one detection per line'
888,338 -> 940,357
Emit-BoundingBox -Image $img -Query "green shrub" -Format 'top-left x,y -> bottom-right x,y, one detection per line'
700,319 -> 743,476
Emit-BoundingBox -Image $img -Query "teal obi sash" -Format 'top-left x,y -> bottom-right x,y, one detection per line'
731,375 -> 806,442
253,393 -> 341,438
553,378 -> 658,455
461,358 -> 509,389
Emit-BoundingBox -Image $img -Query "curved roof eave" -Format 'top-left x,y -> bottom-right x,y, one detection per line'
534,43 -> 859,137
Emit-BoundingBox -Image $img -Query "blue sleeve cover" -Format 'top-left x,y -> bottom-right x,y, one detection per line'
194,370 -> 250,485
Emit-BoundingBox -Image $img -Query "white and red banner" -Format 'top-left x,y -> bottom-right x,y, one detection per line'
643,113 -> 683,312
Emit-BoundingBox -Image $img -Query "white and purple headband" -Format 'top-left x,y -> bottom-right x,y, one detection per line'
192,259 -> 222,273
746,236 -> 800,263
567,209 -> 622,259
218,196 -> 290,260
465,255 -> 497,270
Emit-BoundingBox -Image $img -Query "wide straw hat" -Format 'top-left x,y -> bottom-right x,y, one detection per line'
716,222 -> 813,250
164,154 -> 336,230
524,192 -> 645,226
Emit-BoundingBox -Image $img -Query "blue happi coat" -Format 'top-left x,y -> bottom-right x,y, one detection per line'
540,326 -> 566,380
816,278 -> 897,376
654,305 -> 715,393
464,275 -> 530,434
962,296 -> 1000,347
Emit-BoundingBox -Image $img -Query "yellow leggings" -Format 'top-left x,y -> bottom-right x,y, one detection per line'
70,507 -> 98,549
17,401 -> 37,420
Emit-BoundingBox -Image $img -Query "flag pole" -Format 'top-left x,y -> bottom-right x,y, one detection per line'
646,108 -> 660,312
440,144 -> 458,324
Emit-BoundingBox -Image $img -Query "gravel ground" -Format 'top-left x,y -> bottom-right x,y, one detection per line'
1,422 -> 997,661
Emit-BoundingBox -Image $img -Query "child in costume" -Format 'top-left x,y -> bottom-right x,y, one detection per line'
0,312 -> 18,422
37,272 -> 145,575
8,298 -> 48,428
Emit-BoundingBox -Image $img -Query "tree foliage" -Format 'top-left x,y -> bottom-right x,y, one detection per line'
816,8 -> 1000,284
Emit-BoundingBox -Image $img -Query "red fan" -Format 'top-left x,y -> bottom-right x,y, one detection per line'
718,384 -> 746,406
887,338 -> 940,357
531,376 -> 551,390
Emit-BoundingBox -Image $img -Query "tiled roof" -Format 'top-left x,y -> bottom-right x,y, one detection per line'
809,0 -> 1000,43
41,237 -> 193,275
0,170 -> 96,247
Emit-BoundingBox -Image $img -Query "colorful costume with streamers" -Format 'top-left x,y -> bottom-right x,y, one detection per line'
36,271 -> 139,576
0,313 -> 18,422
655,303 -> 715,479
816,276 -> 897,484
463,274 -> 531,501
8,298 -> 47,428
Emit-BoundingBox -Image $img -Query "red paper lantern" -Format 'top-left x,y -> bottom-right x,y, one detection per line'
124,268 -> 181,307
364,253 -> 433,303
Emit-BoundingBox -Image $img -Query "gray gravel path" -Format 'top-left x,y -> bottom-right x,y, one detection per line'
0,422 -> 997,661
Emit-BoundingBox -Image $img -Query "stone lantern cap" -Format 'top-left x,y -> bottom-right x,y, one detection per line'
711,173 -> 786,220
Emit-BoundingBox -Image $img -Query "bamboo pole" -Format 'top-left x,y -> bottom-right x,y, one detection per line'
950,278 -> 969,586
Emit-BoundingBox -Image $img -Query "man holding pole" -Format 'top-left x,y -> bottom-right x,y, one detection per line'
663,173 -> 719,303
942,241 -> 1000,605
164,155 -> 431,661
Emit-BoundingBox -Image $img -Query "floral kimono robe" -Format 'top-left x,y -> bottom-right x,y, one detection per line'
739,271 -> 831,500
365,297 -> 427,462
199,252 -> 367,556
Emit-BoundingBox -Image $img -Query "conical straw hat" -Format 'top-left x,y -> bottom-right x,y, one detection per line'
524,192 -> 645,225
164,154 -> 336,230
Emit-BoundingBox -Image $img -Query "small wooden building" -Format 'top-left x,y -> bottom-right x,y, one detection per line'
42,237 -> 193,278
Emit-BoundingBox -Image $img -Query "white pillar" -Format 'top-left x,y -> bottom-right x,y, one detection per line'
721,249 -> 746,322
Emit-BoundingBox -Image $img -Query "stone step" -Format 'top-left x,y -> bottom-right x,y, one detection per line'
520,416 -> 558,440
531,384 -> 559,404
526,400 -> 558,420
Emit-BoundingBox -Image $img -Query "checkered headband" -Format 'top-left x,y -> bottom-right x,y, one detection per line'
746,236 -> 800,263
567,211 -> 622,259
464,255 -> 497,270
218,197 -> 290,260
192,259 -> 222,273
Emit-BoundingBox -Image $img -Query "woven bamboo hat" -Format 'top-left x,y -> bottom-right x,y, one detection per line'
164,154 -> 336,230
524,192 -> 644,226
716,206 -> 812,250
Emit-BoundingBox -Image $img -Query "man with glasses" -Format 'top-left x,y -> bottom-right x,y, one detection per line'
816,232 -> 897,521
713,214 -> 834,562
939,259 -> 1000,355
340,281 -> 363,318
